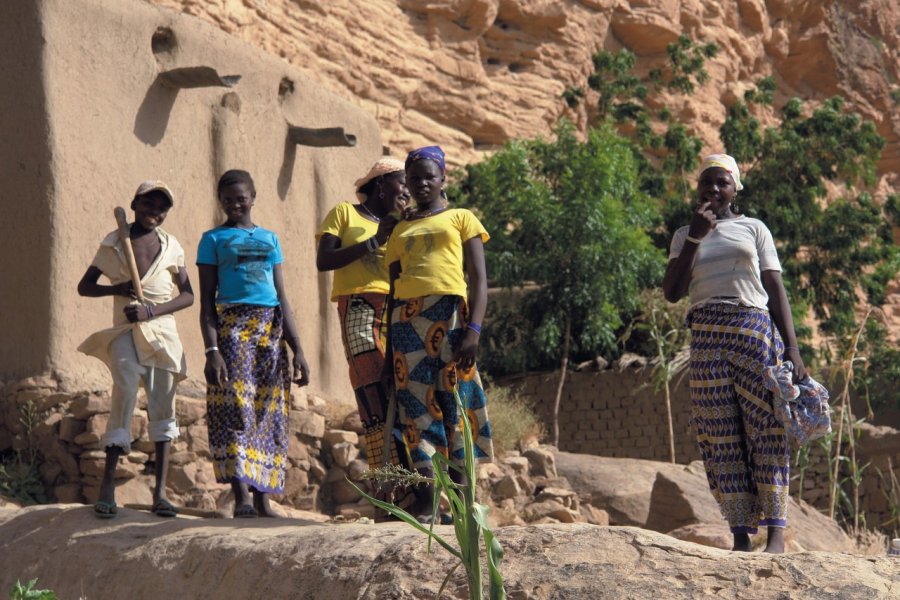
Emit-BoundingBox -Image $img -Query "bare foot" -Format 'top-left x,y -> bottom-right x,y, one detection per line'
732,532 -> 752,552
763,527 -> 785,554
254,491 -> 280,518
231,478 -> 256,518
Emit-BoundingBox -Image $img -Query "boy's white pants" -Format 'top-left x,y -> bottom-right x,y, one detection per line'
100,331 -> 179,452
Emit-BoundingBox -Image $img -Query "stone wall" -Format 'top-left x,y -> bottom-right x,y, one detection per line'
0,375 -> 327,512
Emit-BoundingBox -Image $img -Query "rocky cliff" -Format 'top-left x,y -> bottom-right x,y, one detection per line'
148,0 -> 899,179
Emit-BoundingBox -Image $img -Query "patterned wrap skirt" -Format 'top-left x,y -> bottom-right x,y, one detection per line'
390,294 -> 493,470
337,293 -> 405,469
206,304 -> 291,493
688,302 -> 790,534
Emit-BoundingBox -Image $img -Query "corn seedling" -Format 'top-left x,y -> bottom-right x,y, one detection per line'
9,579 -> 57,600
350,388 -> 505,600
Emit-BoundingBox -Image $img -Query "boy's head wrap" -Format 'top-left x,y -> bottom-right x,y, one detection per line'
699,153 -> 743,191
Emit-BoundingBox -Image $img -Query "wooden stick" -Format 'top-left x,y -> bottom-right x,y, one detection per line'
113,207 -> 145,304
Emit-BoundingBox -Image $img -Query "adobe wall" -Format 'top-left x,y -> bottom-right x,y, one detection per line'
505,367 -> 702,463
0,0 -> 384,406
0,1 -> 54,380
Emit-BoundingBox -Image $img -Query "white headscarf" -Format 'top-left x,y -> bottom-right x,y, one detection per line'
699,153 -> 743,191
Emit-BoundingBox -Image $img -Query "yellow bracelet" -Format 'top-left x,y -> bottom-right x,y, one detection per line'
686,235 -> 703,244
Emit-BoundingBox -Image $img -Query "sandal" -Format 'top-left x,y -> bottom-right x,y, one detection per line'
233,504 -> 258,519
93,500 -> 117,519
151,498 -> 179,518
416,512 -> 453,525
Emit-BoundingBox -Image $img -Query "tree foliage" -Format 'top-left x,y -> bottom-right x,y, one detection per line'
452,122 -> 664,373
721,79 -> 896,349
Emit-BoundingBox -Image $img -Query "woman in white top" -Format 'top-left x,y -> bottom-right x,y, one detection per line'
662,154 -> 806,554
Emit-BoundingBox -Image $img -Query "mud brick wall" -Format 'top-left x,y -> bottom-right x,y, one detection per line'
502,367 -> 702,464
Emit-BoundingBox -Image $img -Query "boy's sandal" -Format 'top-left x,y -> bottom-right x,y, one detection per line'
233,504 -> 258,519
151,498 -> 179,518
93,500 -> 118,519
415,512 -> 453,525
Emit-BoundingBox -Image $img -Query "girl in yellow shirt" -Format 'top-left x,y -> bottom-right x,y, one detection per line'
385,146 -> 494,522
316,158 -> 410,473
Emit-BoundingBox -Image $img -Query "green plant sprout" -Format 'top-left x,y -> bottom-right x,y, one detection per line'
350,388 -> 505,600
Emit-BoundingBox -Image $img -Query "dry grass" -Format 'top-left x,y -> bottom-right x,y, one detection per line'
486,385 -> 544,455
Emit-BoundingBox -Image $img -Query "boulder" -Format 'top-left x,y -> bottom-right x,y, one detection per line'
641,460 -> 854,553
175,397 -> 206,427
493,474 -> 522,501
535,487 -> 579,510
645,468 -> 722,533
579,504 -> 610,526
69,393 -> 108,420
555,451 -> 666,526
522,446 -> 557,478
340,411 -> 364,434
331,442 -> 359,468
324,429 -> 359,446
667,522 -> 732,550
1,505 -> 897,599
290,410 -> 326,439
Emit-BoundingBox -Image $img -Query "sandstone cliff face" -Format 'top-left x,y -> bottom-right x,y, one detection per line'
148,0 -> 899,177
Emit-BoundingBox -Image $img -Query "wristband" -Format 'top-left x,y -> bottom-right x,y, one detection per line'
467,322 -> 482,334
145,304 -> 154,319
686,235 -> 703,244
365,236 -> 381,252
785,346 -> 799,351
205,346 -> 219,354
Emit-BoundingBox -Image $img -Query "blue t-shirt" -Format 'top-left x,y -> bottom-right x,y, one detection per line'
196,226 -> 283,307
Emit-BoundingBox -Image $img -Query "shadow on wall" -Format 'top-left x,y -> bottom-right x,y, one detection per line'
133,74 -> 179,146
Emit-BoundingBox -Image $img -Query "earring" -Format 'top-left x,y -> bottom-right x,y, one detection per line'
378,184 -> 385,200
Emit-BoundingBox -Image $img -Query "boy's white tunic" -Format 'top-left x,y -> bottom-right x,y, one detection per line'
78,228 -> 187,380
78,228 -> 187,449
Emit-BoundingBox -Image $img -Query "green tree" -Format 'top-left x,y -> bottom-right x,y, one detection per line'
721,79 -> 897,351
453,122 -> 664,445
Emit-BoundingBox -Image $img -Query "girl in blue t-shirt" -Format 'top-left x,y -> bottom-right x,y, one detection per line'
198,169 -> 310,518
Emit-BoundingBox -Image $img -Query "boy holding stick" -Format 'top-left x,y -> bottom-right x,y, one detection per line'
77,181 -> 194,518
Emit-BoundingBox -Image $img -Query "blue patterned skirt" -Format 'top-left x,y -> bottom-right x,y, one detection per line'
207,304 -> 290,493
390,295 -> 493,469
688,302 -> 790,534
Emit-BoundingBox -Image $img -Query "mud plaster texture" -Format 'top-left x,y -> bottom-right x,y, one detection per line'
0,0 -> 383,409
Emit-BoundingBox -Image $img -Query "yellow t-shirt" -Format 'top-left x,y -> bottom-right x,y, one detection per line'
316,202 -> 390,302
385,208 -> 489,300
